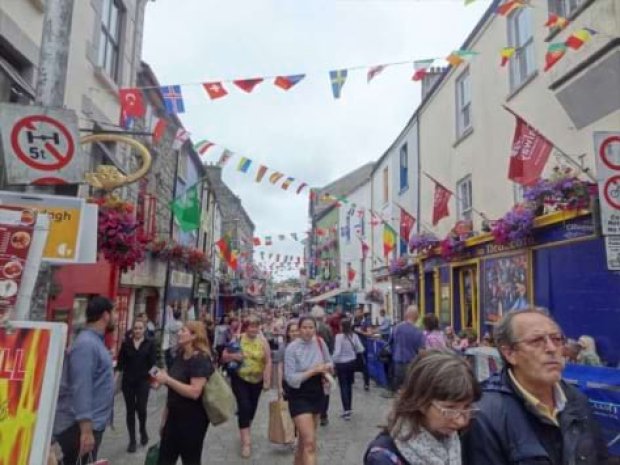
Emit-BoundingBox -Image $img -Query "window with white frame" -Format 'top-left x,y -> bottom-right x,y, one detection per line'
98,0 -> 123,82
457,175 -> 473,221
513,183 -> 525,204
455,69 -> 472,138
548,0 -> 587,18
399,143 -> 408,192
508,7 -> 535,91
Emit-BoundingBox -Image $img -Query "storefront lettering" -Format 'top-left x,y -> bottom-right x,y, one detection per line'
0,348 -> 26,381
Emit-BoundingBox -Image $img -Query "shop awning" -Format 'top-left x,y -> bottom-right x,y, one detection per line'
305,288 -> 348,303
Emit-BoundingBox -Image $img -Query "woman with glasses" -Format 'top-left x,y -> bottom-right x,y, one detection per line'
364,351 -> 481,465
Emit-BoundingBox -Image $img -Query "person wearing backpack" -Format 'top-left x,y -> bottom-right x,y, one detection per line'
332,318 -> 365,420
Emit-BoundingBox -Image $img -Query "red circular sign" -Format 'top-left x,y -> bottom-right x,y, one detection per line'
10,114 -> 75,171
599,136 -> 620,170
603,175 -> 620,210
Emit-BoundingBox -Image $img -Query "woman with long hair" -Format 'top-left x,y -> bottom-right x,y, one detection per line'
277,319 -> 300,399
364,351 -> 481,465
116,319 -> 157,452
577,335 -> 602,366
154,321 -> 214,465
423,314 -> 447,350
284,316 -> 333,465
332,318 -> 364,420
222,314 -> 272,459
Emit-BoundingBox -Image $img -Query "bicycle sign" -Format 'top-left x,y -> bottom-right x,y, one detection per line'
603,176 -> 620,210
0,103 -> 85,185
594,132 -> 620,235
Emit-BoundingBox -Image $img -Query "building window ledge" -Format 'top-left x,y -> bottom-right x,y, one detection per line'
453,126 -> 474,148
506,71 -> 538,102
94,66 -> 120,96
544,0 -> 597,43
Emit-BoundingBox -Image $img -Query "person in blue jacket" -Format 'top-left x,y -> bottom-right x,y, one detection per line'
462,308 -> 609,465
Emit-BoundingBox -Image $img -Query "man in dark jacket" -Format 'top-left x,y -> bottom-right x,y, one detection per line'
463,308 -> 609,465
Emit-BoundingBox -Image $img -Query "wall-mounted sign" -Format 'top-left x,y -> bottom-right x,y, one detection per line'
605,236 -> 620,271
0,103 -> 85,185
594,132 -> 620,235
170,270 -> 194,288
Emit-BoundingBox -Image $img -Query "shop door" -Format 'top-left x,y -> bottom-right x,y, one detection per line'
456,266 -> 479,336
423,271 -> 435,315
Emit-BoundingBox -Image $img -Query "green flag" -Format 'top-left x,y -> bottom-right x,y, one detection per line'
171,184 -> 201,232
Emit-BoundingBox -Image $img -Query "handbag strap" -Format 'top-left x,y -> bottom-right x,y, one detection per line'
345,334 -> 358,353
316,336 -> 327,363
368,447 -> 403,465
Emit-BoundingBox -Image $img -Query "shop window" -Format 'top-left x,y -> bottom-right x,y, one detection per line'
508,6 -> 536,91
513,183 -> 525,204
399,143 -> 408,192
455,68 -> 472,138
457,175 -> 473,221
98,0 -> 124,82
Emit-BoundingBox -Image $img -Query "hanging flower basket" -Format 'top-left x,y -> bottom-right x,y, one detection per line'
388,256 -> 409,275
439,234 -> 465,261
491,205 -> 535,245
524,167 -> 593,214
147,239 -> 211,273
409,232 -> 440,255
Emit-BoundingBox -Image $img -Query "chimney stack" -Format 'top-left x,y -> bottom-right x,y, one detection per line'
421,67 -> 447,100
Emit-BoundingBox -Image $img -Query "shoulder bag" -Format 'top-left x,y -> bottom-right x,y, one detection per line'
202,366 -> 236,426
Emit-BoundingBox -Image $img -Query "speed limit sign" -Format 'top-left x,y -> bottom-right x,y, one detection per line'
0,103 -> 86,185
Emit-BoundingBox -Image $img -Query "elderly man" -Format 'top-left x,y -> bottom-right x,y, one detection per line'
463,308 -> 608,464
390,305 -> 425,391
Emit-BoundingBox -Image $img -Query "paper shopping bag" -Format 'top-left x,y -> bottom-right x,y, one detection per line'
268,399 -> 295,444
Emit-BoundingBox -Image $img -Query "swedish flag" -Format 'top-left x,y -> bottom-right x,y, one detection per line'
329,69 -> 348,99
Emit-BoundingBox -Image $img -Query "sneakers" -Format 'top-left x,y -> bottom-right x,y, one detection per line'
340,411 -> 352,420
127,442 -> 137,453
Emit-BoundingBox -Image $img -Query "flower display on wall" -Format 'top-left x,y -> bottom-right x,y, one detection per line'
491,205 -> 535,245
409,232 -> 440,255
388,256 -> 409,274
439,234 -> 466,260
524,167 -> 593,213
149,239 -> 210,273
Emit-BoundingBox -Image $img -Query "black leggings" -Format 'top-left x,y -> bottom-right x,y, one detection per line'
122,381 -> 150,441
158,410 -> 209,465
230,372 -> 263,429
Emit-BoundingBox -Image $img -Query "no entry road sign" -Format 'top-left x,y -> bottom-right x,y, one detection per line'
0,103 -> 85,185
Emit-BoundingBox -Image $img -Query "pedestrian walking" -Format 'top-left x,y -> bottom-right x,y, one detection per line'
332,318 -> 365,419
53,296 -> 117,465
153,321 -> 214,465
284,316 -> 334,465
222,314 -> 272,459
353,307 -> 372,391
364,351 -> 481,465
277,319 -> 300,399
391,305 -> 425,391
423,313 -> 447,350
213,315 -> 231,365
116,318 -> 157,452
463,309 -> 609,464
311,305 -> 334,426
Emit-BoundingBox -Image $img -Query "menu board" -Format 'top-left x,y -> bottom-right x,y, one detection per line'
0,208 -> 36,322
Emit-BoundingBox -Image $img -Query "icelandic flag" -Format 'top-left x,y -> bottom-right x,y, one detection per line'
160,85 -> 185,114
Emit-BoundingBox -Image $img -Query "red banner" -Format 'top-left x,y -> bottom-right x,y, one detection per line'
399,208 -> 416,244
508,117 -> 553,186
432,183 -> 452,226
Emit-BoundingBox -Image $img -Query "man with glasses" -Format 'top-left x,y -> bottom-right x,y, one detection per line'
463,308 -> 608,464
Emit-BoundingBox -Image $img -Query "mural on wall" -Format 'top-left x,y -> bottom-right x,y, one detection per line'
481,252 -> 529,325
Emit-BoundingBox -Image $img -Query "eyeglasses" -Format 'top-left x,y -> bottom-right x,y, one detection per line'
513,333 -> 566,349
431,402 -> 479,420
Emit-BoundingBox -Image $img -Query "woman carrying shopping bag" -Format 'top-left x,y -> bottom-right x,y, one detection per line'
222,314 -> 272,459
332,318 -> 365,420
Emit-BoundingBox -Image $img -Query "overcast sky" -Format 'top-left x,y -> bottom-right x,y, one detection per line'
143,0 -> 491,279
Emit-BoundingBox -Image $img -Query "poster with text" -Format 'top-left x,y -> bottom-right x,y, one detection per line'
0,322 -> 67,465
481,252 -> 530,325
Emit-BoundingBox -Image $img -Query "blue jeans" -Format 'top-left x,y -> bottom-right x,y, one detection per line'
336,360 -> 356,412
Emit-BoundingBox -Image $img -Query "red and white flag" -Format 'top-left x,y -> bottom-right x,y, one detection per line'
172,128 -> 190,150
360,238 -> 370,258
432,182 -> 452,226
399,208 -> 416,244
203,82 -> 228,100
233,78 -> 264,93
152,118 -> 167,143
347,264 -> 356,284
367,65 -> 386,83
508,117 -> 553,186
119,88 -> 146,118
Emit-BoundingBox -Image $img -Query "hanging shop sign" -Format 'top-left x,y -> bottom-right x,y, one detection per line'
0,321 -> 67,465
0,103 -> 85,185
593,131 -> 620,235
0,191 -> 90,264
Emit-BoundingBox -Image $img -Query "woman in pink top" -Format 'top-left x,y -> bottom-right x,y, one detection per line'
423,314 -> 447,350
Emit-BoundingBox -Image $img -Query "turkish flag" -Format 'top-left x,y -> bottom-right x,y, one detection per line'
233,78 -> 264,93
508,117 -> 553,186
399,208 -> 416,244
119,88 -> 145,118
432,183 -> 452,226
203,82 -> 228,99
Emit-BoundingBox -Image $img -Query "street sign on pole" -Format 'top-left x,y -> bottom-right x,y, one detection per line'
593,132 -> 620,235
0,103 -> 86,185
605,236 -> 620,271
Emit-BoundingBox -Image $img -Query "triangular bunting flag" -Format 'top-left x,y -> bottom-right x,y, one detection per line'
203,82 -> 228,100
274,74 -> 306,91
496,0 -> 526,16
412,59 -> 435,81
256,165 -> 268,183
234,78 -> 264,93
296,182 -> 308,194
217,150 -> 233,167
566,28 -> 596,50
237,157 -> 252,173
281,177 -> 295,190
367,65 -> 386,83
269,172 -> 284,184
194,140 -> 215,155
152,118 -> 167,144
544,43 -> 567,71
329,69 -> 348,99
500,47 -> 516,67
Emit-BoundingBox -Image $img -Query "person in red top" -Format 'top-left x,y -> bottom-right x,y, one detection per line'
328,307 -> 343,336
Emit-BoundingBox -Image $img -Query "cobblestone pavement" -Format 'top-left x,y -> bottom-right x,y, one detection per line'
98,375 -> 391,464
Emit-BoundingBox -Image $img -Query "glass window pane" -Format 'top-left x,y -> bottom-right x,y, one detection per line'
109,2 -> 119,41
98,28 -> 107,67
101,0 -> 111,28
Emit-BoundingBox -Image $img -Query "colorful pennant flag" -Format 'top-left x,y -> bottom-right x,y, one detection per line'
203,82 -> 228,100
507,116 -> 553,186
296,182 -> 308,194
281,177 -> 295,190
269,172 -> 284,184
172,128 -> 190,150
171,184 -> 201,232
446,50 -> 478,68
367,65 -> 386,83
329,70 -> 348,99
360,238 -> 370,258
160,85 -> 185,114
265,236 -> 273,245
566,28 -> 596,50
152,118 -> 167,144
234,78 -> 264,93
119,88 -> 146,118
274,74 -> 306,91
544,14 -> 569,30
216,235 -> 238,270
194,140 -> 215,155
256,165 -> 268,183
291,233 -> 298,241
253,237 -> 262,246
399,208 -> 416,245
237,157 -> 252,173
432,181 -> 452,226
217,149 -> 233,167
544,43 -> 567,71
412,59 -> 435,81
500,47 -> 516,67
347,264 -> 356,283
383,224 -> 397,257
496,0 -> 526,16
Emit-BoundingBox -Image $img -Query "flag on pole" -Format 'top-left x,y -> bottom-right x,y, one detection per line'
233,78 -> 264,93
296,182 -> 308,194
194,140 -> 215,155
237,157 -> 252,173
360,238 -> 370,258
203,82 -> 228,100
216,235 -> 238,270
565,28 -> 597,50
274,74 -> 306,90
119,88 -> 146,118
383,224 -> 397,257
160,85 -> 185,114
172,128 -> 190,150
432,181 -> 452,226
411,59 -> 435,81
329,70 -> 348,99
399,208 -> 416,245
507,116 -> 553,186
500,47 -> 516,67
544,43 -> 567,71
152,118 -> 167,144
281,177 -> 295,190
367,65 -> 386,83
217,150 -> 233,167
171,184 -> 201,232
255,165 -> 268,182
269,172 -> 284,184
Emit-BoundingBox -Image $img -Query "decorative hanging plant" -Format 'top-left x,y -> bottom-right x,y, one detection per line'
147,239 -> 211,273
439,233 -> 465,261
491,205 -> 535,245
524,167 -> 593,214
409,232 -> 440,255
388,256 -> 409,274
93,197 -> 149,272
